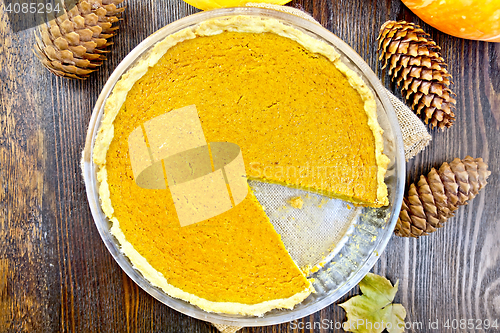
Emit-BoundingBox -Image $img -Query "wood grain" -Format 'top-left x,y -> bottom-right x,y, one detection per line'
0,0 -> 498,332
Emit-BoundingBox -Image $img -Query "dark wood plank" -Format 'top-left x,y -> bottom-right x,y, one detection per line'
0,0 -> 498,332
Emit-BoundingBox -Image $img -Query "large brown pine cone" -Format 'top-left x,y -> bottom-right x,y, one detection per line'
378,21 -> 456,130
34,0 -> 125,79
395,156 -> 490,237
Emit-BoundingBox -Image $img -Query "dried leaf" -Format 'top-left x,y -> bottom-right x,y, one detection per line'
339,273 -> 407,333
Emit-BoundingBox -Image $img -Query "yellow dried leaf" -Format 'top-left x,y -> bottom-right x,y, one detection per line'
183,0 -> 291,11
339,273 -> 407,333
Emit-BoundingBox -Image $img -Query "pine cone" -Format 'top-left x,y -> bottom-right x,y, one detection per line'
395,156 -> 491,237
377,21 -> 456,129
33,0 -> 125,79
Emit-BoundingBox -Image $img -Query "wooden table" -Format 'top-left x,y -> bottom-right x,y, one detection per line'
1,0 -> 499,331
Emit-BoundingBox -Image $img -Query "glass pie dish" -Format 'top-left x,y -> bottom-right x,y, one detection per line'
81,7 -> 405,327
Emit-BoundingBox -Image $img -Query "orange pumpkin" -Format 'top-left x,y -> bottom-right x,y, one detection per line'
402,0 -> 500,42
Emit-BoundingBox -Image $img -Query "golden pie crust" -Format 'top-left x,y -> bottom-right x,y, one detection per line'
93,16 -> 389,316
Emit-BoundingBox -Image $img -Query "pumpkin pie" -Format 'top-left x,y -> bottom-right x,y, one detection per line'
93,16 -> 389,316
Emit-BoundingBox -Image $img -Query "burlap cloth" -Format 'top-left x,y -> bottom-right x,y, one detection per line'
199,3 -> 432,332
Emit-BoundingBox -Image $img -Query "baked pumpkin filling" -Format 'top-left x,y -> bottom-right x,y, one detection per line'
95,16 -> 389,316
121,32 -> 383,205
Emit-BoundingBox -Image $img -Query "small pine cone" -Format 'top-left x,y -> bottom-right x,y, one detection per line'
377,21 -> 456,130
395,156 -> 491,237
33,0 -> 125,79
